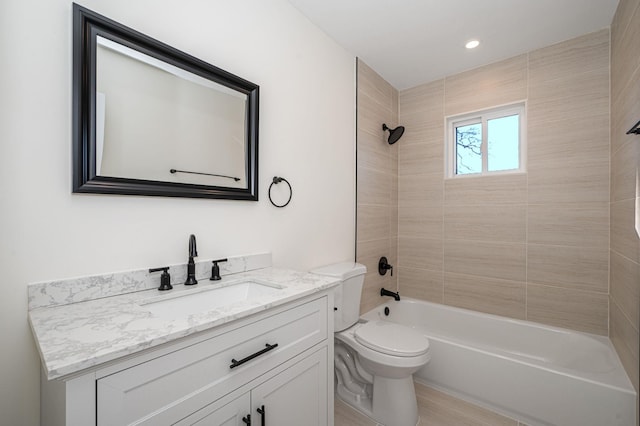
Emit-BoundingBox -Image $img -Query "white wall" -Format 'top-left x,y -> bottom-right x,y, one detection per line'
0,0 -> 356,424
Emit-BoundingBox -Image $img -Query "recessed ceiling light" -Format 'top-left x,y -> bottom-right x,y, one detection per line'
465,40 -> 480,49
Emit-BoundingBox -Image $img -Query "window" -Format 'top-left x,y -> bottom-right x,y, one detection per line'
446,103 -> 526,177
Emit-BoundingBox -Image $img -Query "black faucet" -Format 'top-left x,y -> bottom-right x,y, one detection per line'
380,287 -> 400,301
185,234 -> 198,285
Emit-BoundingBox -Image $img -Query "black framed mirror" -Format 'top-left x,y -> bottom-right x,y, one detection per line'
72,4 -> 259,200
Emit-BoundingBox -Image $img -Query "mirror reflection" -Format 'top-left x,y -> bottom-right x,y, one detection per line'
95,37 -> 248,188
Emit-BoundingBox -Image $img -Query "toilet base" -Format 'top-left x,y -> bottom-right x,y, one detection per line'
371,375 -> 419,426
335,367 -> 420,426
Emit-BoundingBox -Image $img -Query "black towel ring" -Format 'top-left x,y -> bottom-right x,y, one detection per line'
268,176 -> 292,208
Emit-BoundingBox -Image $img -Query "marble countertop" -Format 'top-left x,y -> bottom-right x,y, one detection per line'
29,267 -> 339,380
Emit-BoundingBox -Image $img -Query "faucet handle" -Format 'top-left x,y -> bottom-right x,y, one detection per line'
210,258 -> 228,281
378,256 -> 393,276
149,266 -> 172,291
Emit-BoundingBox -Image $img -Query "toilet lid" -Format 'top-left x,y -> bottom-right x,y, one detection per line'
354,321 -> 430,357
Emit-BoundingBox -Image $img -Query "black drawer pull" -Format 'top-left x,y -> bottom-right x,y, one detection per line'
257,405 -> 265,426
230,343 -> 279,369
242,414 -> 251,425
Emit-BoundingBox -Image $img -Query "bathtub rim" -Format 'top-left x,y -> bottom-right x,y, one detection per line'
362,296 -> 636,396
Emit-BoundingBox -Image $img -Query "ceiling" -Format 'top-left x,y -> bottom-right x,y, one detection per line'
287,0 -> 619,90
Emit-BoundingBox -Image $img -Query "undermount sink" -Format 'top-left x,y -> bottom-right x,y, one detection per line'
141,281 -> 284,320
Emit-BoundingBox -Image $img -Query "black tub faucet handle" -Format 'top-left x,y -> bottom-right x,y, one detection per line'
378,256 -> 393,276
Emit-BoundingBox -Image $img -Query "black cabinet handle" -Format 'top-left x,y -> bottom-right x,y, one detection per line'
257,405 -> 265,426
230,343 -> 279,369
242,414 -> 251,425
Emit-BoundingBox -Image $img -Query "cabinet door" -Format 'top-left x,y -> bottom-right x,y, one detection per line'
252,347 -> 327,426
97,297 -> 327,426
174,391 -> 250,426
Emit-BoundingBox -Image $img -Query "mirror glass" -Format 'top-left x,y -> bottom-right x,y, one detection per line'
73,4 -> 259,200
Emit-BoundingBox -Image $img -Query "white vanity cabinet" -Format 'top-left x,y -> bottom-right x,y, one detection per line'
177,347 -> 327,426
41,292 -> 334,426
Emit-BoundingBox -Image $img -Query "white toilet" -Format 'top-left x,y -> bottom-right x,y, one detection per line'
311,262 -> 430,426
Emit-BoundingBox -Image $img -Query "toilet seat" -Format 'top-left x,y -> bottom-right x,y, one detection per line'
355,321 -> 429,357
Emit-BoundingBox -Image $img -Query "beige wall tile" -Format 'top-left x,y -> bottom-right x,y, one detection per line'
527,58 -> 610,207
610,250 -> 640,330
444,174 -> 527,206
390,196 -> 398,239
611,300 -> 640,392
611,0 -> 640,388
358,128 -> 391,163
528,203 -> 609,248
358,143 -> 388,172
398,137 -> 444,176
444,203 -> 526,243
399,172 -> 443,204
611,67 -> 640,154
357,238 -> 390,261
527,113 -> 609,179
611,137 -> 639,203
415,382 -> 518,426
611,0 -> 640,53
358,60 -> 394,111
528,67 -> 609,126
399,236 -> 443,271
527,164 -> 610,205
360,283 -> 383,313
357,166 -> 391,206
444,272 -> 526,319
358,91 -> 394,139
399,113 -> 444,142
527,284 -> 609,335
400,79 -> 444,118
357,205 -> 390,243
611,2 -> 640,101
392,87 -> 399,119
611,299 -> 640,363
527,244 -> 609,293
398,204 -> 443,240
611,199 -> 640,263
444,55 -> 528,117
444,240 -> 526,282
398,266 -> 444,303
529,30 -> 609,84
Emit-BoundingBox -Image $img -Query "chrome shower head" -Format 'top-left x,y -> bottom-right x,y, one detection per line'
382,123 -> 405,144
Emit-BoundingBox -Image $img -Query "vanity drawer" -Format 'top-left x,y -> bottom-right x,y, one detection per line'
97,296 -> 328,426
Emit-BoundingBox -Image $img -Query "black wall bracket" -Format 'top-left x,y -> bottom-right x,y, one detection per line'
626,119 -> 640,135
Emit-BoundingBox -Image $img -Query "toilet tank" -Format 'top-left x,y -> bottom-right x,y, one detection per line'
310,262 -> 366,332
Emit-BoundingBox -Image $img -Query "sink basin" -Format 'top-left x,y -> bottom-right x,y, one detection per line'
141,281 -> 284,320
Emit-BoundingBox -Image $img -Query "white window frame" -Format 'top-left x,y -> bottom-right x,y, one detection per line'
445,101 -> 526,178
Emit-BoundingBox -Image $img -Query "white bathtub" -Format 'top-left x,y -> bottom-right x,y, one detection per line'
361,298 -> 636,426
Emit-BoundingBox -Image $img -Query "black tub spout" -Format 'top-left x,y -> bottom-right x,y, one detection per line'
380,288 -> 400,301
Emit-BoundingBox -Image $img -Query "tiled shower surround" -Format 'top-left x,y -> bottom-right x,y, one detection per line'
351,3 -> 639,421
610,0 -> 640,404
359,29 -> 611,333
397,29 -> 611,335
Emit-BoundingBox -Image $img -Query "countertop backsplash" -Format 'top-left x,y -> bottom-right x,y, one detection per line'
27,252 -> 272,310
